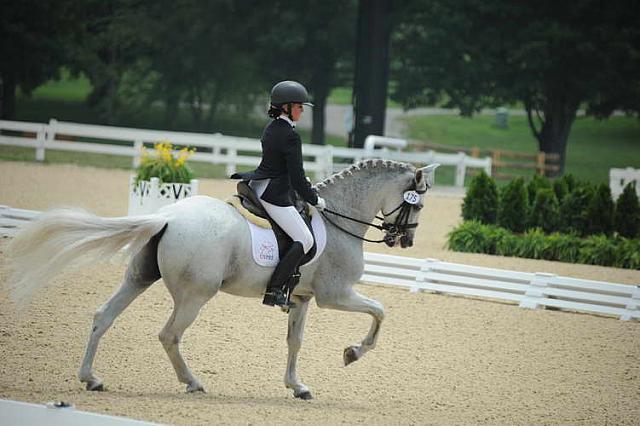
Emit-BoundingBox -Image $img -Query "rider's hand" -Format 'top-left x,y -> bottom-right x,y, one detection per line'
315,197 -> 326,211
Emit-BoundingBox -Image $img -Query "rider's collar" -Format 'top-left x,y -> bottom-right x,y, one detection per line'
278,115 -> 295,128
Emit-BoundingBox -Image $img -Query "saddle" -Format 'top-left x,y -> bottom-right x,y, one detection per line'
233,181 -> 317,264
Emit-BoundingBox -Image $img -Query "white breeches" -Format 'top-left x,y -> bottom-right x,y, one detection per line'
250,180 -> 314,254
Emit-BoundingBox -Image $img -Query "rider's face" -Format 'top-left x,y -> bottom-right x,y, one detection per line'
289,103 -> 304,122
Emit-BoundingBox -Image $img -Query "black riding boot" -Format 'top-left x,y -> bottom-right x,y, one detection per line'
262,242 -> 305,309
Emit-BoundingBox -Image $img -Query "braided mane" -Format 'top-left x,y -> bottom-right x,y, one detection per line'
314,159 -> 415,190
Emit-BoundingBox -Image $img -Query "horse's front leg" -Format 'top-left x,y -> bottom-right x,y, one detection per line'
316,287 -> 384,366
285,295 -> 313,399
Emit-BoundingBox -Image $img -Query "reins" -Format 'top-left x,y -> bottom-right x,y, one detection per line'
320,185 -> 427,244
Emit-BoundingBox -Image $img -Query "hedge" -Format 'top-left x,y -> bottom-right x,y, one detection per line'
447,221 -> 640,269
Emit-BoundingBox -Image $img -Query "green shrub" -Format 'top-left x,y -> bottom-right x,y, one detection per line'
544,232 -> 581,262
498,177 -> 529,233
559,185 -> 594,235
614,182 -> 640,238
552,178 -> 569,202
578,234 -> 617,266
446,220 -> 639,269
447,219 -> 640,269
461,171 -> 498,224
446,221 -> 490,252
529,188 -> 560,233
527,174 -> 551,205
613,238 -> 640,269
516,228 -> 547,259
559,173 -> 577,194
585,184 -> 615,236
495,231 -> 520,256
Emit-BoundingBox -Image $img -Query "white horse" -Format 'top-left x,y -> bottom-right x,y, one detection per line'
6,159 -> 438,400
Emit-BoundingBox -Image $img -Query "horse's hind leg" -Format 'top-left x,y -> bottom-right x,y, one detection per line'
78,234 -> 163,391
159,286 -> 216,393
316,287 -> 385,366
78,276 -> 148,390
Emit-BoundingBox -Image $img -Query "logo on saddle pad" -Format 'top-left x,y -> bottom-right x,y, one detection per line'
258,241 -> 277,263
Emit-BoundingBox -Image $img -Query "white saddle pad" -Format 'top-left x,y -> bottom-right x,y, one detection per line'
247,210 -> 327,267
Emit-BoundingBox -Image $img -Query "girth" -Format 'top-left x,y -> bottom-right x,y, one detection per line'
234,181 -> 317,264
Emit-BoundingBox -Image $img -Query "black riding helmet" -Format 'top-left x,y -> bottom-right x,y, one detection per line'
270,81 -> 314,107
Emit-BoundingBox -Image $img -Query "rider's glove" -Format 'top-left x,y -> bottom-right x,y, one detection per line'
315,197 -> 326,211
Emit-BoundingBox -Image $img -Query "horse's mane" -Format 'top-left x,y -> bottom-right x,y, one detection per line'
315,159 -> 415,190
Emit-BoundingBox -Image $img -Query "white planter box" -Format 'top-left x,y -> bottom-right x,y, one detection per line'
128,176 -> 199,216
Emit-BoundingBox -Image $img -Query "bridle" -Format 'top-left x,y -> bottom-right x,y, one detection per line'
320,185 -> 428,244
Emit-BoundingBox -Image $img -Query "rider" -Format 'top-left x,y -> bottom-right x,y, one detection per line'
231,80 -> 326,308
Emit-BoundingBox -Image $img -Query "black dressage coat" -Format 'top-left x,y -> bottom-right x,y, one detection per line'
231,118 -> 318,207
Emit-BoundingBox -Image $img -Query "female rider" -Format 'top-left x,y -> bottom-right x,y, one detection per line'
231,81 -> 326,309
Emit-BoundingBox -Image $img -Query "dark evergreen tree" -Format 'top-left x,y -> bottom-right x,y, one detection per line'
552,178 -> 569,202
614,182 -> 640,238
559,185 -> 594,235
461,171 -> 498,224
497,178 -> 529,233
529,188 -> 560,233
527,175 -> 552,207
585,184 -> 615,236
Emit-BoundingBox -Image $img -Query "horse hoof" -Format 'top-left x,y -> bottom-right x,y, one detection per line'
343,346 -> 359,366
295,391 -> 313,400
186,384 -> 206,393
86,382 -> 104,392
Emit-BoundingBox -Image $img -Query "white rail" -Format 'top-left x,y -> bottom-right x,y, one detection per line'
1,207 -> 637,321
0,119 -> 491,186
362,252 -> 639,321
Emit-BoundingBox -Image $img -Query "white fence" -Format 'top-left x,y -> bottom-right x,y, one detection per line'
1,206 -> 637,321
363,252 -> 639,321
0,119 -> 491,186
610,167 -> 640,199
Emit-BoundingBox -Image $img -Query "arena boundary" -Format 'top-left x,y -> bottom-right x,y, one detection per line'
0,399 -> 159,425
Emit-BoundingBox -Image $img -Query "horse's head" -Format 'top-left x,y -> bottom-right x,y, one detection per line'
380,163 -> 440,248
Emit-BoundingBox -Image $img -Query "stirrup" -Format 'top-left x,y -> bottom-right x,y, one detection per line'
262,289 -> 296,311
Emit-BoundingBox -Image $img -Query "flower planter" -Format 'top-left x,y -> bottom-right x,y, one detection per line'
128,176 -> 199,216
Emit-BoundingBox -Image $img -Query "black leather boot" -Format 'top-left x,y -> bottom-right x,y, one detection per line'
263,242 -> 305,309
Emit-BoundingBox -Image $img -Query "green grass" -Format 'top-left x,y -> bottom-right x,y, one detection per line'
23,70 -> 92,102
404,114 -> 640,185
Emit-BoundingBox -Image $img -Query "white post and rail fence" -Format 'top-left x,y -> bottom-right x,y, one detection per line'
0,119 -> 491,186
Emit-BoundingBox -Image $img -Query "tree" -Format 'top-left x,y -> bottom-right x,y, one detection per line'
135,0 -> 266,130
391,0 -> 640,176
255,0 -> 358,145
585,184 -> 615,236
497,177 -> 529,233
461,171 -> 498,224
67,0 -> 150,123
0,0 -> 84,118
614,182 -> 640,238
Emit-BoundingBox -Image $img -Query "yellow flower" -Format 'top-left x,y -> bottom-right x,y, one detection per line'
175,147 -> 193,166
135,140 -> 195,184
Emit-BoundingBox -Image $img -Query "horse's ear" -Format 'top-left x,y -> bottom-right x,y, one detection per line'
416,163 -> 440,190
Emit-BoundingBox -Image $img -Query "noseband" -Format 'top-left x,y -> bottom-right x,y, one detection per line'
320,185 -> 427,244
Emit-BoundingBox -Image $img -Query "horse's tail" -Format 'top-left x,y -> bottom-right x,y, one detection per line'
5,208 -> 168,309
